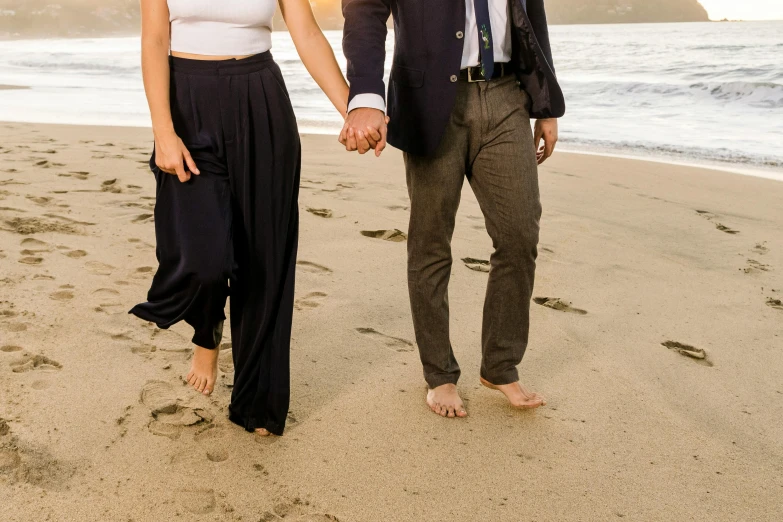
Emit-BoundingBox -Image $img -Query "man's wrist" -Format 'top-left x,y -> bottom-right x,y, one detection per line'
347,93 -> 386,114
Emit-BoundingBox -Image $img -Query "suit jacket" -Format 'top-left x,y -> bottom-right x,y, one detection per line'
342,0 -> 566,156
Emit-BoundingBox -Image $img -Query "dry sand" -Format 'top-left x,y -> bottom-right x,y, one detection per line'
0,122 -> 782,521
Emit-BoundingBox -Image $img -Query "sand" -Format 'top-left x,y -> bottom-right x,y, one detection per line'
0,121 -> 781,521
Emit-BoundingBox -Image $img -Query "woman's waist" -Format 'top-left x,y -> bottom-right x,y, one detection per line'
169,51 -> 275,75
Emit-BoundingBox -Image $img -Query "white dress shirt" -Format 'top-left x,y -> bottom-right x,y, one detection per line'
348,0 -> 512,113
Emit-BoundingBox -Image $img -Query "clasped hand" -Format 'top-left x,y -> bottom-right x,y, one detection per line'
338,108 -> 389,157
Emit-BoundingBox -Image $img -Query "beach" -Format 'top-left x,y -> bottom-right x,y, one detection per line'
1,121 -> 782,521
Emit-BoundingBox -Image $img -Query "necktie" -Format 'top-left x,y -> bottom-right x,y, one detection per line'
473,0 -> 494,79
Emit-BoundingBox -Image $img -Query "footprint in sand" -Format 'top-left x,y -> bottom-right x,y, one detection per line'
3,323 -> 27,332
18,256 -> 43,265
752,242 -> 768,255
306,207 -> 333,218
295,292 -> 327,310
141,381 -> 212,438
386,205 -> 409,211
0,304 -> 18,318
360,229 -> 407,242
355,327 -> 414,352
84,261 -> 114,276
695,210 -> 739,235
100,179 -> 122,194
49,290 -> 74,301
742,259 -> 770,274
93,288 -> 120,297
141,380 -> 179,415
715,223 -> 739,234
266,497 -> 339,521
19,238 -> 51,253
25,196 -> 52,206
533,297 -> 588,315
462,257 -> 490,273
766,298 -> 783,311
205,448 -> 229,463
64,250 -> 87,258
297,260 -> 332,274
132,214 -> 154,224
1,345 -> 23,353
59,171 -> 91,180
661,341 -> 713,367
4,216 -> 80,235
10,354 -> 62,373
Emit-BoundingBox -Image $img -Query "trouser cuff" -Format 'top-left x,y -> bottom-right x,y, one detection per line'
424,371 -> 461,389
191,320 -> 224,349
480,367 -> 519,386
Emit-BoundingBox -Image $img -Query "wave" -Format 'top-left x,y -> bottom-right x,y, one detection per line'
567,79 -> 783,108
690,81 -> 783,108
561,137 -> 783,170
8,59 -> 136,76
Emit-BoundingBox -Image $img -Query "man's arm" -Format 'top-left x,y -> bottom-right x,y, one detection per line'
526,0 -> 554,72
527,0 -> 558,164
340,0 -> 391,155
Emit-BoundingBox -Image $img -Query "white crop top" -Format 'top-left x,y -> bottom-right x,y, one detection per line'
168,0 -> 276,56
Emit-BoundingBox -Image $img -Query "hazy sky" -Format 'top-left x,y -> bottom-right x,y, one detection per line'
699,0 -> 783,20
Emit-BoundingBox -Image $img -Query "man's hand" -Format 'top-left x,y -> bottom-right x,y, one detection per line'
154,129 -> 199,182
339,108 -> 388,157
534,119 -> 558,165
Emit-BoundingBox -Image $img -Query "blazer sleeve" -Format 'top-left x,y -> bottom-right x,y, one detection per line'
526,0 -> 555,72
342,0 -> 392,104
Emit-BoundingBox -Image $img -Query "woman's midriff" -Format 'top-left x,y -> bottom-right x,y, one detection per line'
170,51 -> 256,61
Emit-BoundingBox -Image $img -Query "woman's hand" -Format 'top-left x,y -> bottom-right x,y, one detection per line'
154,130 -> 200,182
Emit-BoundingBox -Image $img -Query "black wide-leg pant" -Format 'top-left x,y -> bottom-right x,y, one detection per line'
130,53 -> 300,436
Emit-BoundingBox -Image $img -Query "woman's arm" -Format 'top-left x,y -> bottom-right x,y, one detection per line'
279,0 -> 351,118
140,0 -> 198,182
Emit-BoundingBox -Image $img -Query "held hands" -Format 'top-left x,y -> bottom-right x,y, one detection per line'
339,108 -> 390,157
534,118 -> 558,165
154,129 -> 200,182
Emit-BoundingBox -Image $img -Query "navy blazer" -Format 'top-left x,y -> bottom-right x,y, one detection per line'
342,0 -> 566,156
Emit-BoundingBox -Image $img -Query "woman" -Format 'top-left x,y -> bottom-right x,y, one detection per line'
130,0 -> 367,436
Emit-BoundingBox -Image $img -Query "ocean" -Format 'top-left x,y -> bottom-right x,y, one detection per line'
0,21 -> 781,178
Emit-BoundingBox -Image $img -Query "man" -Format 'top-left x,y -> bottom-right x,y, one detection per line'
340,0 -> 565,417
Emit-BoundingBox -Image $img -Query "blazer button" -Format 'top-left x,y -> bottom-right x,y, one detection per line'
456,31 -> 464,39
450,75 -> 458,83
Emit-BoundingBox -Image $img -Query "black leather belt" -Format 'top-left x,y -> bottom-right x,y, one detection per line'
459,62 -> 512,82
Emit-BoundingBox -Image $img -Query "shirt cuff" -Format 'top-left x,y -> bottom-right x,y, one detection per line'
347,93 -> 386,114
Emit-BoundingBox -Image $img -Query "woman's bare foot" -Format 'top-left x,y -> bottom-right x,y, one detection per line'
185,345 -> 219,396
426,383 -> 468,418
480,377 -> 545,409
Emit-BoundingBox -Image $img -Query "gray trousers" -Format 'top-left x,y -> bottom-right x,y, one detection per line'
404,74 -> 541,389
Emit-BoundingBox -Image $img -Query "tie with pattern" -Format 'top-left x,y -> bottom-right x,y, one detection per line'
473,0 -> 494,79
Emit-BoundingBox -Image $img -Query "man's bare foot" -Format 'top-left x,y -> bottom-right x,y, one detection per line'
426,383 -> 468,418
255,428 -> 271,436
480,377 -> 545,409
185,345 -> 219,396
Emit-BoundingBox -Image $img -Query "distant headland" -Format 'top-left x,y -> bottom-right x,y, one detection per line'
0,0 -> 712,40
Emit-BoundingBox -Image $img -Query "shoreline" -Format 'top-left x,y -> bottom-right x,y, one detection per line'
2,119 -> 780,183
